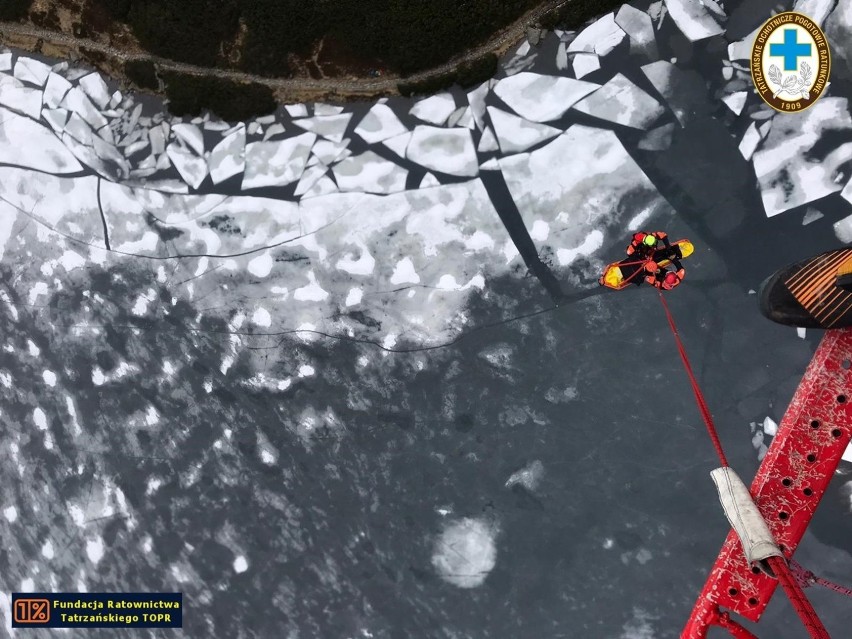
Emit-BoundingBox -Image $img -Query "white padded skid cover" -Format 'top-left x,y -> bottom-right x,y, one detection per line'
710,467 -> 783,565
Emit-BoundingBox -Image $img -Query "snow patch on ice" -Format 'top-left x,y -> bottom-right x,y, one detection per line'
390,257 -> 420,285
432,518 -> 497,588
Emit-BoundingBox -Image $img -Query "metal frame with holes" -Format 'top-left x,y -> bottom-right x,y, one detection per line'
683,328 -> 852,637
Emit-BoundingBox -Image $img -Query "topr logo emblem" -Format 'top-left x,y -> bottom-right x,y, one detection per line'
751,12 -> 831,113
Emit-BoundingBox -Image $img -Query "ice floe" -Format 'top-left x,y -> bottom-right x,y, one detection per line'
381,132 -> 411,159
314,103 -> 344,116
242,132 -> 316,189
664,0 -> 725,41
285,104 -> 309,118
615,4 -> 659,60
722,91 -> 748,116
0,75 -> 41,120
728,25 -> 761,62
493,72 -> 599,122
294,164 -> 329,197
572,74 -> 665,129
209,125 -> 246,184
293,114 -> 352,143
486,107 -> 560,154
420,173 -> 440,188
354,104 -> 407,144
802,208 -> 824,225
42,72 -> 72,111
79,73 -> 111,109
60,86 -> 108,132
166,142 -> 208,189
311,138 -> 351,167
172,123 -> 205,156
467,83 -> 489,130
302,175 -> 339,199
571,53 -> 601,79
406,126 -> 478,177
556,43 -> 569,70
568,13 -> 626,56
261,123 -> 286,141
13,57 -> 50,87
752,97 -> 852,216
332,151 -> 408,194
410,93 -> 456,126
0,53 -> 10,72
477,127 -> 499,153
505,460 -> 544,491
738,122 -> 766,161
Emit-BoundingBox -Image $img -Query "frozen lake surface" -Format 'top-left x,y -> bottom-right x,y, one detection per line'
2,0 -> 852,636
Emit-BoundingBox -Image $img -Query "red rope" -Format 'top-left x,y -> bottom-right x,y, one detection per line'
657,290 -> 729,468
767,556 -> 831,639
791,559 -> 852,598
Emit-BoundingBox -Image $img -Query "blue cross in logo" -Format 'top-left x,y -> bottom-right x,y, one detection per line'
769,28 -> 812,71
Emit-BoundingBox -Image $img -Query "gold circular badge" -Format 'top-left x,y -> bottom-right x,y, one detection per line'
750,11 -> 831,113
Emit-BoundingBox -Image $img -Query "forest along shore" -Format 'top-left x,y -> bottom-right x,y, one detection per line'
0,0 -> 576,107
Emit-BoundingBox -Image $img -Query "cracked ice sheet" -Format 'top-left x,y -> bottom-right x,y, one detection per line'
332,151 -> 408,194
0,74 -> 41,120
100,182 -> 302,262
498,125 -> 668,267
753,97 -> 852,217
0,107 -> 83,173
406,126 -> 478,177
101,180 -> 520,345
0,169 -> 107,254
492,72 -> 599,123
